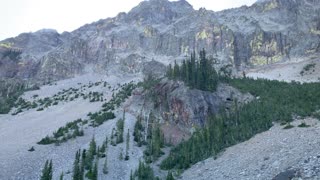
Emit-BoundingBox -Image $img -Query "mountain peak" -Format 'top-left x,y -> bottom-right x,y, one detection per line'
126,0 -> 193,24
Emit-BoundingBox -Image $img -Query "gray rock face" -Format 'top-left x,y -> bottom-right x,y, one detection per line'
144,80 -> 253,128
0,0 -> 320,82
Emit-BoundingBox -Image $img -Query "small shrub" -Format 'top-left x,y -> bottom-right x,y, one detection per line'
298,122 -> 310,128
283,124 -> 294,129
28,146 -> 35,152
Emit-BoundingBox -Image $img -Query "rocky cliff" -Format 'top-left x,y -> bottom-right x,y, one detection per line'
0,0 -> 319,82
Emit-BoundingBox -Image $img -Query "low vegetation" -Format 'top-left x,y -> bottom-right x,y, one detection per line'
37,119 -> 84,145
0,80 -> 37,114
160,51 -> 320,170
13,81 -> 110,115
300,63 -> 316,76
37,82 -> 136,145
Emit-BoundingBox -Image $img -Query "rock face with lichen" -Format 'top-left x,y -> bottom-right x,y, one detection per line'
0,0 -> 320,82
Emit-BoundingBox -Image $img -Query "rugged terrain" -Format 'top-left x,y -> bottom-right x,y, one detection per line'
0,73 -> 143,179
181,118 -> 320,180
0,0 -> 320,82
1,0 -> 320,180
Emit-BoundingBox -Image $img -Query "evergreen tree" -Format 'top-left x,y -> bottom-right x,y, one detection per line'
40,160 -> 53,180
166,64 -> 173,79
92,161 -> 98,180
166,171 -> 175,180
85,137 -> 96,170
181,60 -> 187,82
111,128 -> 116,146
173,60 -> 180,79
190,50 -> 196,87
80,149 -> 86,179
116,118 -> 124,144
59,172 -> 64,180
134,161 -> 156,180
125,129 -> 130,160
102,152 -> 108,174
166,49 -> 218,92
73,150 -> 81,180
130,170 -> 134,180
133,116 -> 144,147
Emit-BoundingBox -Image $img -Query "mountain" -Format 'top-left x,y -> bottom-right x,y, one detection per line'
0,0 -> 319,83
1,1 -> 320,179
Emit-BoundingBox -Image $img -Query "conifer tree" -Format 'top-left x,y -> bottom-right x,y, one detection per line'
125,129 -> 130,160
59,172 -> 64,180
41,160 -> 53,180
166,64 -> 173,79
92,161 -> 98,180
85,137 -> 96,170
73,150 -> 81,180
102,152 -> 108,174
80,149 -> 86,179
173,60 -> 180,79
166,171 -> 175,180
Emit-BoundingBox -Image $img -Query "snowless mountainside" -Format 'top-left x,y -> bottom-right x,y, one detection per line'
0,0 -> 320,83
1,0 -> 320,180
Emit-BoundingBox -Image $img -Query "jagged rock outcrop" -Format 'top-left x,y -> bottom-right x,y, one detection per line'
132,79 -> 253,144
0,0 -> 319,81
149,80 -> 253,128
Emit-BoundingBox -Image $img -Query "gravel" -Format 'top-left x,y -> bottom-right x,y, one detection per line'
0,73 -> 143,180
181,118 -> 320,180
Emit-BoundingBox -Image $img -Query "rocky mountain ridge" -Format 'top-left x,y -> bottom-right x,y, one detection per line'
0,0 -> 319,83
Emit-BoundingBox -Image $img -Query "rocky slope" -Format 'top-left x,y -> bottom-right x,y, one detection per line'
1,0 -> 320,82
181,118 -> 320,180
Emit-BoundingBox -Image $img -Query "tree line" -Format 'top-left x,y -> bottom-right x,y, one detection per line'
160,76 -> 320,170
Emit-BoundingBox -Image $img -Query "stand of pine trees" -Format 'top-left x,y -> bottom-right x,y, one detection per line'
133,161 -> 159,180
166,49 -> 218,92
133,111 -> 165,163
161,77 -> 320,170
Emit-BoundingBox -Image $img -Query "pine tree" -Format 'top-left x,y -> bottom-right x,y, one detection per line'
73,150 -> 81,180
130,170 -> 134,180
41,160 -> 49,180
85,137 -> 96,170
116,119 -> 124,144
133,116 -> 144,147
181,60 -> 187,82
59,172 -> 64,180
125,129 -> 130,160
80,149 -> 86,179
173,60 -> 180,79
111,128 -> 116,146
167,64 -> 173,79
190,50 -> 196,87
92,161 -> 98,180
41,160 -> 53,180
102,152 -> 108,174
166,171 -> 175,180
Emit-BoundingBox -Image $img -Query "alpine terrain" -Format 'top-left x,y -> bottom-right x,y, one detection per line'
0,0 -> 320,179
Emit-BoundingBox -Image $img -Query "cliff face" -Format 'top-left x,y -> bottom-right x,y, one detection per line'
139,80 -> 253,128
0,0 -> 320,82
